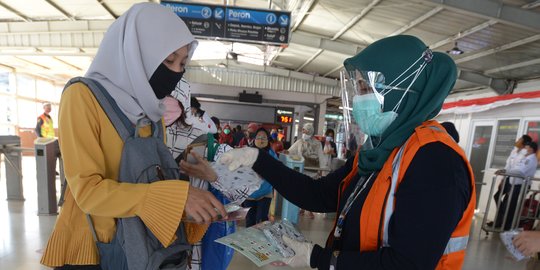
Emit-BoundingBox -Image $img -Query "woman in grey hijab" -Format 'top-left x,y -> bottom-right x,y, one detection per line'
41,3 -> 226,269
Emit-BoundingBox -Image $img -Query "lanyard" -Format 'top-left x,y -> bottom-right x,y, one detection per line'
333,172 -> 375,239
330,172 -> 375,270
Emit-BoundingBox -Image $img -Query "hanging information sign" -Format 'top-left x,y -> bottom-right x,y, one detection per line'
162,1 -> 290,45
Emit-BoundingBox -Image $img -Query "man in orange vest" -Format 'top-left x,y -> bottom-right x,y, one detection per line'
35,102 -> 55,138
217,35 -> 475,270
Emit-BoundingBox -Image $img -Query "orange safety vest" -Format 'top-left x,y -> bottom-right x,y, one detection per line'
39,113 -> 55,138
330,120 -> 476,270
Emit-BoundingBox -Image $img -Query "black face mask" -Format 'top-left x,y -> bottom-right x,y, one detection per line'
149,63 -> 184,99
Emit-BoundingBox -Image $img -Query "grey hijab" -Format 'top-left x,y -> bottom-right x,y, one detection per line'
86,3 -> 198,123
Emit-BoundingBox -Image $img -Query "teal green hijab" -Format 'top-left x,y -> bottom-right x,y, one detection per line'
343,35 -> 457,175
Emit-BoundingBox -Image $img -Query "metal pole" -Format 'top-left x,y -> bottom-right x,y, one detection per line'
511,178 -> 530,229
481,175 -> 498,235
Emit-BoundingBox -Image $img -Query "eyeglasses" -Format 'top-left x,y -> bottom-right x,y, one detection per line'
255,136 -> 268,141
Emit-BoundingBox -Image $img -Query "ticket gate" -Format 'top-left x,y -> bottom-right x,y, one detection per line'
35,137 -> 64,215
0,135 -> 25,201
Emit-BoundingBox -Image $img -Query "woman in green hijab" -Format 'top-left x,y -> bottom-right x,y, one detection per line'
216,35 -> 476,270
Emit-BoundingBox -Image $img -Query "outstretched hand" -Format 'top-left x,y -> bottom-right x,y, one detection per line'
218,147 -> 259,171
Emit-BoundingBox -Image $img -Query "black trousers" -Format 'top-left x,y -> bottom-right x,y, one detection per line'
494,180 -> 523,230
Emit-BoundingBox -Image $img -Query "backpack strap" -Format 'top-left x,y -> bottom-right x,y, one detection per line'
64,77 -> 137,243
66,77 -> 135,141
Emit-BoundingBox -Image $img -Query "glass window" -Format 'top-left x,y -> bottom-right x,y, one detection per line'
17,99 -> 38,128
36,79 -> 54,101
0,71 -> 9,93
526,121 -> 540,143
16,75 -> 36,98
490,119 -> 520,168
0,96 -> 17,125
525,120 -> 540,164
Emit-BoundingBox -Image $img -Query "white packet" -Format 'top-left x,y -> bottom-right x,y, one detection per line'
500,230 -> 529,261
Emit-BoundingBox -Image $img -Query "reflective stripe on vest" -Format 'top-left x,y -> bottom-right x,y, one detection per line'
443,236 -> 469,255
381,126 -> 469,254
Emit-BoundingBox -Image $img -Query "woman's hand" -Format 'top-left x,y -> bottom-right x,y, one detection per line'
179,152 -> 218,182
184,186 -> 227,223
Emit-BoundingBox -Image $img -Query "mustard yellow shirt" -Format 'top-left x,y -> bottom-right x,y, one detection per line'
41,82 -> 207,267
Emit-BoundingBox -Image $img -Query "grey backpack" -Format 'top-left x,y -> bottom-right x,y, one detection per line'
66,77 -> 191,270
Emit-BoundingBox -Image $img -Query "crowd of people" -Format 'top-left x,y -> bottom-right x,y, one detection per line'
37,3 -> 540,270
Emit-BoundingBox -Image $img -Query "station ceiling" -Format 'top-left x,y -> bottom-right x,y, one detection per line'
0,0 -> 539,97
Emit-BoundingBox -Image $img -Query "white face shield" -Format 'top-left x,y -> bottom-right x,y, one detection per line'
340,49 -> 432,151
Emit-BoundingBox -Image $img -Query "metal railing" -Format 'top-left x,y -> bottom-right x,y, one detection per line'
481,171 -> 540,235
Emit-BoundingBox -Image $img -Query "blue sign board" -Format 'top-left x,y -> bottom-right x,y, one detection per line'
161,1 -> 290,45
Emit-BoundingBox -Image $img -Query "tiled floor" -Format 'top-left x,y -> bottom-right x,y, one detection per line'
0,156 -> 537,269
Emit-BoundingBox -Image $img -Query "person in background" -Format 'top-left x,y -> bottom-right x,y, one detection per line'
322,128 -> 337,169
219,124 -> 234,146
243,127 -> 276,227
495,141 -> 538,229
190,96 -> 203,117
488,134 -> 533,227
40,4 -> 226,269
35,102 -> 55,138
239,122 -> 259,147
270,129 -> 279,141
277,128 -> 285,142
288,123 -> 325,168
232,124 -> 244,146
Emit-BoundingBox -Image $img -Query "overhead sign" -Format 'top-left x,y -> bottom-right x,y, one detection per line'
162,1 -> 290,45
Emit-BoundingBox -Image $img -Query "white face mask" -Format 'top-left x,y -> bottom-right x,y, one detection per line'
326,136 -> 333,142
519,148 -> 528,156
302,133 -> 311,140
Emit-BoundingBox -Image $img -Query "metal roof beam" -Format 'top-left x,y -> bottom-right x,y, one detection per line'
296,0 -> 380,72
389,6 -> 444,36
458,69 -> 513,95
291,0 -> 317,31
269,0 -> 317,65
45,0 -> 75,21
290,31 -> 363,55
0,20 -> 113,33
425,0 -> 540,31
522,0 -> 540,9
455,34 -> 540,64
97,0 -> 118,19
429,19 -> 497,49
295,48 -> 323,71
323,64 -> 343,77
485,58 -> 540,74
185,64 -> 339,95
331,0 -> 381,41
0,2 -> 31,22
190,59 -> 339,87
